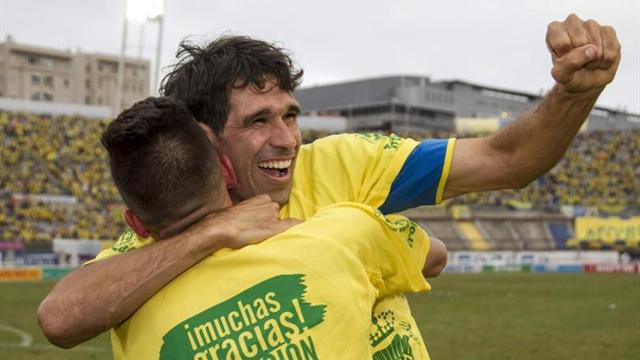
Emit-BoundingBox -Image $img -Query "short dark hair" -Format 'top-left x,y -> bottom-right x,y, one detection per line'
101,97 -> 221,232
160,35 -> 304,135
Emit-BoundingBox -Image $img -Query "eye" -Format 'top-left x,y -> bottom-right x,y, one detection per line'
284,112 -> 298,122
251,118 -> 267,125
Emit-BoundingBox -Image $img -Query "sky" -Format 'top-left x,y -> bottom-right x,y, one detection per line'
1,0 -> 638,113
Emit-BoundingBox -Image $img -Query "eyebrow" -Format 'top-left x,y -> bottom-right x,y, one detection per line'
287,104 -> 302,115
241,104 -> 302,127
242,108 -> 271,127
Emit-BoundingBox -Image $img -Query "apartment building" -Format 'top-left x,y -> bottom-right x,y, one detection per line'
0,39 -> 149,113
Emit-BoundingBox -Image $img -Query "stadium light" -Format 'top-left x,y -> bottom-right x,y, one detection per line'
127,0 -> 165,95
127,0 -> 164,23
116,0 -> 165,112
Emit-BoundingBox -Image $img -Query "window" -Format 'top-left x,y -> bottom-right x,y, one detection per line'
44,76 -> 53,87
31,92 -> 41,101
41,58 -> 55,68
27,55 -> 39,65
64,78 -> 69,88
85,79 -> 91,90
43,93 -> 53,101
85,96 -> 90,104
31,74 -> 41,85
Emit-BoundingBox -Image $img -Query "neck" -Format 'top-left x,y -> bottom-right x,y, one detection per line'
156,194 -> 231,239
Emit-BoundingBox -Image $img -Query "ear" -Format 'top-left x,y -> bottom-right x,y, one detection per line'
219,154 -> 237,189
124,208 -> 151,238
198,123 -> 216,142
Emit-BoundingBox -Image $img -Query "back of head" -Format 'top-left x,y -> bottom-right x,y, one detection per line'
101,96 -> 221,234
160,35 -> 304,135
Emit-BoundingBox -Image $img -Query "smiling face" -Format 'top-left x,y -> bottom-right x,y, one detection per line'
215,80 -> 302,206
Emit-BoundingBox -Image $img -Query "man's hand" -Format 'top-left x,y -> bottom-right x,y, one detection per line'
192,194 -> 301,250
547,14 -> 621,95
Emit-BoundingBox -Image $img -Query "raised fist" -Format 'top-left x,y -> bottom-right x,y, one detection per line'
546,14 -> 621,94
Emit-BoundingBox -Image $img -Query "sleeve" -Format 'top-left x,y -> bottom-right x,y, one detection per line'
318,203 -> 431,296
296,133 -> 420,209
379,138 -> 456,214
370,212 -> 432,297
83,229 -> 155,265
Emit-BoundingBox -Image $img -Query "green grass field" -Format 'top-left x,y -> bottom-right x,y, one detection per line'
1,273 -> 638,359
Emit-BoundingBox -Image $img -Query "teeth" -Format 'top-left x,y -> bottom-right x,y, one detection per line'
258,159 -> 292,169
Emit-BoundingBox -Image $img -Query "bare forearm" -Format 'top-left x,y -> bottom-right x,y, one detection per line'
37,195 -> 296,348
489,85 -> 602,186
37,230 -> 218,348
444,15 -> 619,200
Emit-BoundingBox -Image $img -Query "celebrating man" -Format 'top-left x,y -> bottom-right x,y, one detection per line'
38,13 -> 620,359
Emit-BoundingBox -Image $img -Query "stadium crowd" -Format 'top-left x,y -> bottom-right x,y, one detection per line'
1,112 -> 124,244
449,129 -> 640,211
0,110 -> 638,244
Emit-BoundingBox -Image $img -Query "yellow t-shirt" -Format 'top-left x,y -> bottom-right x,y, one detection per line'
99,133 -> 455,359
112,203 -> 431,359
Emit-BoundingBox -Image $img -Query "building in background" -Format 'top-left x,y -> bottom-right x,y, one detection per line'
0,39 -> 149,115
295,76 -> 640,134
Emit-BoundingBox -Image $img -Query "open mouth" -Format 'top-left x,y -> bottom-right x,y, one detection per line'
257,159 -> 293,179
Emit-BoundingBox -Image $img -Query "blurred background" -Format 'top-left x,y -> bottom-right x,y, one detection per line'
0,0 -> 638,359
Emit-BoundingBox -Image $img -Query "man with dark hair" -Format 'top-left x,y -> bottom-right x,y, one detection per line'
101,97 -> 225,239
39,13 -> 621,359
100,96 -> 444,359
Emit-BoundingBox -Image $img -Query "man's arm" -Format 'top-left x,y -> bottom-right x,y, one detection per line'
423,237 -> 447,278
37,195 -> 299,349
443,14 -> 621,199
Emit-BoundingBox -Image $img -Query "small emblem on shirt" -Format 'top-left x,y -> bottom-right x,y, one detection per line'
370,310 -> 417,360
373,210 -> 419,248
357,133 -> 402,150
112,229 -> 138,253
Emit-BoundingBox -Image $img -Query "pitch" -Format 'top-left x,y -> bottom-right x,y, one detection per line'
0,273 -> 637,359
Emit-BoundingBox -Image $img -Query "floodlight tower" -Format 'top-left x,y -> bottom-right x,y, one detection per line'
115,0 -> 165,113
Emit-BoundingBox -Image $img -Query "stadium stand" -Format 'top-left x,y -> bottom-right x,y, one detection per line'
414,219 -> 468,251
450,130 -> 640,213
477,220 -> 521,250
512,220 -> 554,250
0,111 -> 125,247
0,109 -> 638,254
547,221 -> 572,249
457,221 -> 491,250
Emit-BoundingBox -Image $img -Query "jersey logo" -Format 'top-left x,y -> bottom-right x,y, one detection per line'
159,274 -> 326,360
357,133 -> 402,150
370,310 -> 417,360
373,210 -> 419,248
111,229 -> 138,253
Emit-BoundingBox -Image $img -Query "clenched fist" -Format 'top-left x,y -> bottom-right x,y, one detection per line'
546,14 -> 621,94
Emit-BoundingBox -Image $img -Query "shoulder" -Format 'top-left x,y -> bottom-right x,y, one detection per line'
299,133 -> 418,160
307,202 -> 391,234
302,132 -> 413,149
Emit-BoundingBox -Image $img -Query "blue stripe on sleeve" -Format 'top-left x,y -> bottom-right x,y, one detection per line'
379,139 -> 449,214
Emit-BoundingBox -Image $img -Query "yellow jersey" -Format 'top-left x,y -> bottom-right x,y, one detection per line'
99,133 -> 456,359
112,203 -> 431,359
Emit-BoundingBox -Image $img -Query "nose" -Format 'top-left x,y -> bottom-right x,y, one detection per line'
269,118 -> 298,151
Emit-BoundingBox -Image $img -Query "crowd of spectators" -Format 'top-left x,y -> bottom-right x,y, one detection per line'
0,110 -> 637,244
447,129 -> 639,212
1,112 -> 124,244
